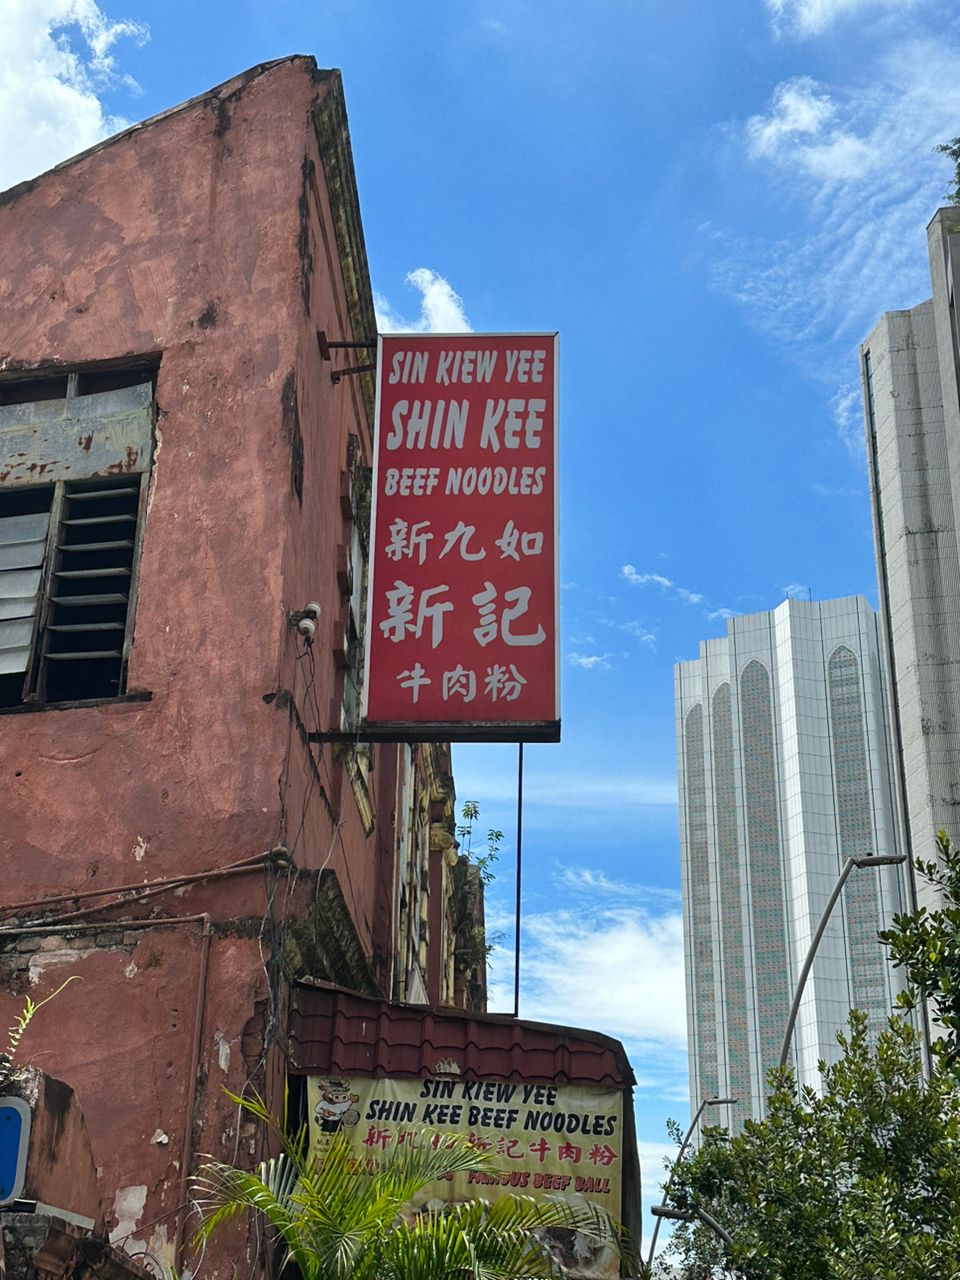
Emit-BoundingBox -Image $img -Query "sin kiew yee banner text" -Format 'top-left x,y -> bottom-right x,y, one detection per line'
363,334 -> 558,737
307,1073 -> 623,1279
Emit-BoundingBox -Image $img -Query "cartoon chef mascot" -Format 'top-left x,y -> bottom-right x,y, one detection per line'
314,1078 -> 361,1132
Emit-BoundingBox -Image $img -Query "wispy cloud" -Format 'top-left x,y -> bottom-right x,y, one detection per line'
638,1140 -> 682,1206
766,0 -> 910,39
524,773 -> 677,809
782,582 -> 811,599
831,383 -> 865,455
554,865 -> 681,904
0,0 -> 148,192
486,872 -> 687,1068
375,268 -> 472,333
568,652 -> 613,670
746,75 -> 874,181
711,37 -> 960,445
621,565 -> 703,606
517,906 -> 687,1055
706,607 -> 736,622
596,616 -> 658,649
621,619 -> 657,647
460,763 -> 677,810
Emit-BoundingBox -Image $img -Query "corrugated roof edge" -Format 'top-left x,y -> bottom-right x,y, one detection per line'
0,54 -> 319,209
291,978 -> 637,1088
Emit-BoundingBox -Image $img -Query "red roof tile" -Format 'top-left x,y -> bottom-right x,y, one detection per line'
289,981 -> 635,1089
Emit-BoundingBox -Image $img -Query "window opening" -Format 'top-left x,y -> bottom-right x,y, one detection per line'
0,367 -> 154,709
0,475 -> 145,708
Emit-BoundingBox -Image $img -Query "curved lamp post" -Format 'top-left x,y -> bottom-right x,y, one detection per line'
645,1095 -> 737,1270
778,853 -> 907,1071
651,1202 -> 733,1247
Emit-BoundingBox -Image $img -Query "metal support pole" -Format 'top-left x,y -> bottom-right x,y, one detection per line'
778,853 -> 906,1072
695,1206 -> 733,1247
645,1096 -> 735,1270
513,743 -> 524,1019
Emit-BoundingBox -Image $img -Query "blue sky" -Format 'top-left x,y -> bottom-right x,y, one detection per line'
6,0 -> 960,1253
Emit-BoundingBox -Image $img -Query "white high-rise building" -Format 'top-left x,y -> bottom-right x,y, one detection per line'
861,208 -> 960,914
675,597 -> 907,1128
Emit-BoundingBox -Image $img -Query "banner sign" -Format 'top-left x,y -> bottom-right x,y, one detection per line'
363,334 -> 559,741
307,1073 -> 622,1278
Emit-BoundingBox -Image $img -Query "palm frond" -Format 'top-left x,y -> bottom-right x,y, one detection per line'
193,1155 -> 317,1277
194,1094 -> 627,1280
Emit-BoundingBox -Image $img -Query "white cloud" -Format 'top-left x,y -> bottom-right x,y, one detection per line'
375,268 -> 472,334
621,565 -> 703,606
638,1139 -> 681,1206
518,906 -> 688,1054
782,582 -> 810,599
712,36 -> 960,445
0,0 -> 148,192
706,607 -> 736,622
766,0 -> 910,39
747,76 -> 834,152
596,616 -> 658,649
621,619 -> 657,647
831,383 -> 865,455
568,652 -> 612,670
554,865 -> 681,904
485,887 -> 688,1077
746,76 -> 875,182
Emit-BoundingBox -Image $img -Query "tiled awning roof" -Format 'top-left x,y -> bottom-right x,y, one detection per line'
289,980 -> 635,1089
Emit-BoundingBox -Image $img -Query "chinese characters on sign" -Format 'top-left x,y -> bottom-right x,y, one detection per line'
364,335 -> 559,738
307,1073 -> 623,1279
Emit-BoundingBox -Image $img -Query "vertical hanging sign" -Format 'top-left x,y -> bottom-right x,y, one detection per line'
364,334 -> 559,741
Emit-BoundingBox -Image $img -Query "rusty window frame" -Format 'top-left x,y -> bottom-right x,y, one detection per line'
0,367 -> 155,712
0,474 -> 147,709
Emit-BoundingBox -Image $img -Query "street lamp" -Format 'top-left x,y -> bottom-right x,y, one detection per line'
651,1203 -> 733,1246
645,1095 -> 737,1270
778,853 -> 907,1071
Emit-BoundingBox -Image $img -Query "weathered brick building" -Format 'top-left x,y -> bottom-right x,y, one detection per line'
0,57 -> 485,1277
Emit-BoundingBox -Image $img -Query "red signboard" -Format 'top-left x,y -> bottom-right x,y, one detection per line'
363,333 -> 559,741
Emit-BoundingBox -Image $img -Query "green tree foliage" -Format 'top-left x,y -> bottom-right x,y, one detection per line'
195,1093 -> 625,1280
658,832 -> 960,1278
662,1013 -> 960,1279
457,799 -> 503,886
880,831 -> 960,1062
937,138 -> 960,205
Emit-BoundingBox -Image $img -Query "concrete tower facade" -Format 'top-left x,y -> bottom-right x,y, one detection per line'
675,597 -> 906,1129
861,208 -> 960,910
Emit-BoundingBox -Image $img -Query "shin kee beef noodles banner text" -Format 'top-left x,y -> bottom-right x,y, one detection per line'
364,334 -> 559,740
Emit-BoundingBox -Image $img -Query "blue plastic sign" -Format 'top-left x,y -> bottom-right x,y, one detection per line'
0,1097 -> 31,1206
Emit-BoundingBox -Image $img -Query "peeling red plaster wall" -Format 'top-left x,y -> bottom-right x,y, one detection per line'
0,58 -> 397,1279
